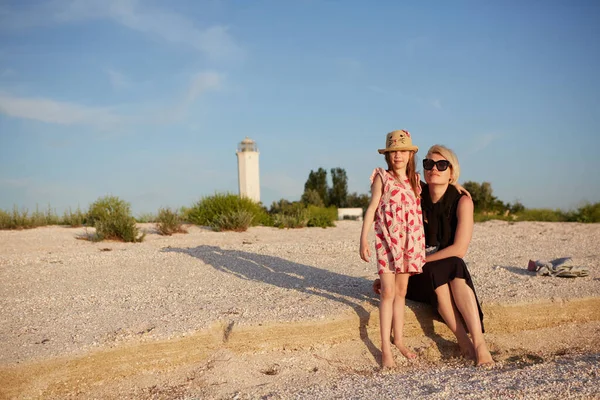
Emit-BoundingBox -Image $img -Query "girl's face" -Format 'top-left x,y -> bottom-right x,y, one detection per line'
388,150 -> 411,172
424,153 -> 452,185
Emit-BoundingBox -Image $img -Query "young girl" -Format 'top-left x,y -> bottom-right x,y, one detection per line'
360,129 -> 426,368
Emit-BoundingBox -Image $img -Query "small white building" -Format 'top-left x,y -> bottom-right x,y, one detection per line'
337,208 -> 363,221
236,137 -> 260,203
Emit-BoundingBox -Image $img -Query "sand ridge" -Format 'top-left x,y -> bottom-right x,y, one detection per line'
0,221 -> 599,399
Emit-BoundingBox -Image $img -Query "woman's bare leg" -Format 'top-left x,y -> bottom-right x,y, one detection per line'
449,278 -> 494,366
379,273 -> 396,367
435,284 -> 475,360
392,273 -> 416,359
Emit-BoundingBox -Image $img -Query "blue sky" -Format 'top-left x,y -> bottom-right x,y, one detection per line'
1,0 -> 599,215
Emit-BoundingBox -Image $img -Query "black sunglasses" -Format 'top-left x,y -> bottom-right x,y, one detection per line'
423,159 -> 451,171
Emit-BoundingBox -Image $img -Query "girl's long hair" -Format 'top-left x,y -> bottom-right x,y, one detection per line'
385,152 -> 420,197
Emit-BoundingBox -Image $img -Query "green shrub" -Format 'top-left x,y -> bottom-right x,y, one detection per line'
136,212 -> 157,223
567,202 -> 600,223
0,208 -> 17,229
156,207 -> 187,235
62,206 -> 86,227
30,205 -> 60,226
514,208 -> 567,222
87,196 -> 144,242
213,210 -> 254,232
184,193 -> 270,229
0,205 -> 63,229
0,207 -> 32,229
272,208 -> 309,229
306,205 -> 337,228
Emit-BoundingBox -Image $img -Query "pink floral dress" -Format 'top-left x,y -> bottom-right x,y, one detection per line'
371,167 -> 425,275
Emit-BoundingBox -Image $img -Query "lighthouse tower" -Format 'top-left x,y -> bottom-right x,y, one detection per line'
236,137 -> 260,203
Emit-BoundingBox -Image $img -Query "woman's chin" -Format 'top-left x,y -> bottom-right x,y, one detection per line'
426,178 -> 449,186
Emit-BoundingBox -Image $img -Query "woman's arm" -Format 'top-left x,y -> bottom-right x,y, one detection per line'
359,175 -> 383,262
425,195 -> 474,262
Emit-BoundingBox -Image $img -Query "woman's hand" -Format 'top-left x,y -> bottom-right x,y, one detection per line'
360,240 -> 371,262
372,278 -> 381,295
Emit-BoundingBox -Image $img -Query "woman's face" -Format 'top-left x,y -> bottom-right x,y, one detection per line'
424,153 -> 452,185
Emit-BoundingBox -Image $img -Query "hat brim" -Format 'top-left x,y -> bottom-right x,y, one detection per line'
378,146 -> 418,154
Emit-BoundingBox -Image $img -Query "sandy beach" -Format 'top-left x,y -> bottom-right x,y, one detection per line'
0,220 -> 599,399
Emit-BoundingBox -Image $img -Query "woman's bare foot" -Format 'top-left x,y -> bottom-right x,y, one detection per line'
475,343 -> 494,367
394,340 -> 417,359
457,336 -> 476,360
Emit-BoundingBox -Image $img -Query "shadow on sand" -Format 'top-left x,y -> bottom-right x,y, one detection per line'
164,245 -> 460,363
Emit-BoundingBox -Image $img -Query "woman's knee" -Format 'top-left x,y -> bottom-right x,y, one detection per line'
447,256 -> 465,265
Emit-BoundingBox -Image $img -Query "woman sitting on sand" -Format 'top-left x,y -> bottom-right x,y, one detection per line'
374,144 -> 494,366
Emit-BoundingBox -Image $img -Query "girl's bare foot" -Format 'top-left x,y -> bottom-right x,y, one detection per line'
394,340 -> 417,359
475,343 -> 494,367
382,348 -> 396,368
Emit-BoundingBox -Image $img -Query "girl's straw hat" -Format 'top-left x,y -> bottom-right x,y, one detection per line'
378,130 -> 419,154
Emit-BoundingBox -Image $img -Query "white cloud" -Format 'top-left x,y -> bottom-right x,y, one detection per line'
0,91 -> 122,127
466,133 -> 499,155
0,69 -> 222,127
0,68 -> 16,78
366,85 -> 390,94
4,0 -> 243,61
430,99 -> 442,110
187,71 -> 222,102
106,68 -> 131,90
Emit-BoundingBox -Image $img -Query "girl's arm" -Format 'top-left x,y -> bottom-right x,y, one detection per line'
359,175 -> 383,262
425,195 -> 474,262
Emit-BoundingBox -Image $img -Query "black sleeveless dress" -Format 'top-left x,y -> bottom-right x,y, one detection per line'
406,184 -> 485,332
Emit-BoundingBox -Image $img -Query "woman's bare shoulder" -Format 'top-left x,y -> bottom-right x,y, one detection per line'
457,194 -> 474,212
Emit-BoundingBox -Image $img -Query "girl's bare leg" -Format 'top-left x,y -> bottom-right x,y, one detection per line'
392,273 -> 416,359
379,273 -> 396,368
435,284 -> 475,360
449,278 -> 494,366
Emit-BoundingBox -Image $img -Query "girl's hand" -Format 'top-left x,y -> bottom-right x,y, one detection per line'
360,240 -> 371,262
454,183 -> 472,199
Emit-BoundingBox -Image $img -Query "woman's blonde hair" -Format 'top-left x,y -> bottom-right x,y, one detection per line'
426,145 -> 460,184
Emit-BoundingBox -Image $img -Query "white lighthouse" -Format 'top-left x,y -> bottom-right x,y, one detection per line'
236,137 -> 260,203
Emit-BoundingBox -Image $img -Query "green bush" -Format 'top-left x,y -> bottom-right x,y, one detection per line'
87,196 -> 144,242
136,212 -> 157,223
567,202 -> 600,223
0,205 -> 63,229
306,205 -> 337,228
184,193 -> 270,230
62,206 -> 87,227
6,207 -> 30,229
213,210 -> 254,232
514,208 -> 567,222
156,207 -> 187,235
272,208 -> 309,229
30,205 -> 60,226
271,204 -> 336,229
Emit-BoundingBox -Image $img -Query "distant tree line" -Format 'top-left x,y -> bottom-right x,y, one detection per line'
299,167 -> 370,210
462,181 -> 525,215
290,169 -> 598,223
